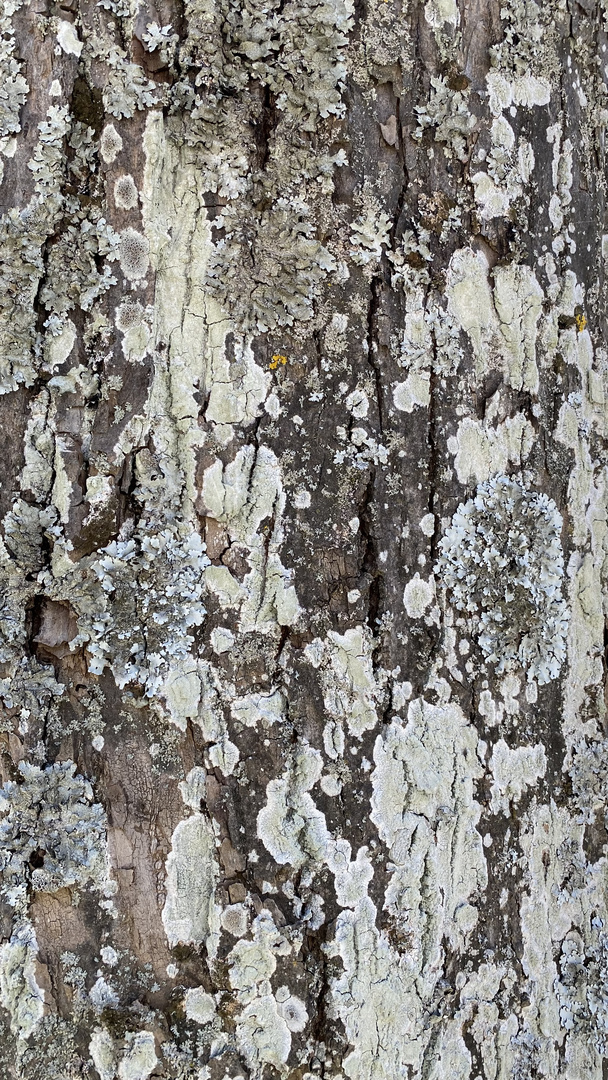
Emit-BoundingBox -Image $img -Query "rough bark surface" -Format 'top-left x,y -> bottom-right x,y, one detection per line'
0,0 -> 607,1076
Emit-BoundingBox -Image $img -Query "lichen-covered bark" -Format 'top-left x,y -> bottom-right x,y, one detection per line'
0,0 -> 608,1076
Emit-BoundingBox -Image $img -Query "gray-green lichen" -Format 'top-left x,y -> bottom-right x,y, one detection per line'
0,0 -> 28,141
0,761 -> 109,899
436,476 -> 569,685
171,0 -> 354,331
77,523 -> 209,700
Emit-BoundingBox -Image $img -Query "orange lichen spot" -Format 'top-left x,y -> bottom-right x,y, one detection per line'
270,354 -> 288,370
575,312 -> 587,332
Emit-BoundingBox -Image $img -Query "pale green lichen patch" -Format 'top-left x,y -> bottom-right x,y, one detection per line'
304,626 -> 381,738
200,445 -> 301,632
516,800 -> 604,1072
257,742 -> 328,870
446,248 -> 542,392
489,739 -> 547,814
402,572 -> 435,620
371,698 -> 486,959
224,908 -> 297,1071
117,1031 -> 158,1080
275,986 -> 308,1032
236,994 -> 292,1073
89,1028 -> 158,1080
56,20 -> 83,58
183,987 -> 216,1025
90,1027 -> 119,1080
447,413 -> 535,486
162,812 -> 219,951
326,896 -> 426,1079
392,371 -> 431,413
0,927 -> 45,1042
556,930 -> 608,1056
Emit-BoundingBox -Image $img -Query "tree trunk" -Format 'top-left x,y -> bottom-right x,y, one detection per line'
0,0 -> 606,1076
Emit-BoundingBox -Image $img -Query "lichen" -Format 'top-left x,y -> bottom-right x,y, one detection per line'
236,994 -> 292,1073
414,76 -> 477,162
257,742 -> 328,870
0,0 -> 29,139
304,626 -> 381,738
169,0 -> 353,332
56,20 -> 83,58
162,786 -> 219,952
226,910 -> 294,1072
183,987 -> 216,1025
118,228 -> 149,280
113,175 -> 139,210
207,199 -> 337,331
100,122 -> 123,163
447,413 -> 535,486
435,476 -> 569,684
0,104 -> 70,392
0,925 -> 45,1042
90,1027 -> 119,1080
326,896 -> 426,1080
392,371 -> 431,413
0,0 -> 604,1072
275,986 -> 308,1032
98,49 -> 161,119
556,929 -> 608,1055
370,699 -> 486,955
489,739 -> 547,814
0,760 -> 109,898
118,1031 -> 158,1080
200,445 -> 301,632
349,205 -> 391,268
76,522 -> 209,704
445,248 -> 543,391
403,573 -> 435,619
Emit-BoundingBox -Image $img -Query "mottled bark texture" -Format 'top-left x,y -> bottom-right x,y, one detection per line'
0,0 -> 607,1076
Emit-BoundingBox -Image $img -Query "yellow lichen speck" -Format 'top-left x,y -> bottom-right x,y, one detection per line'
269,354 -> 288,370
575,312 -> 587,332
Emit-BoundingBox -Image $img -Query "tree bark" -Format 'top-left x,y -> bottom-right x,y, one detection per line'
0,0 -> 607,1076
